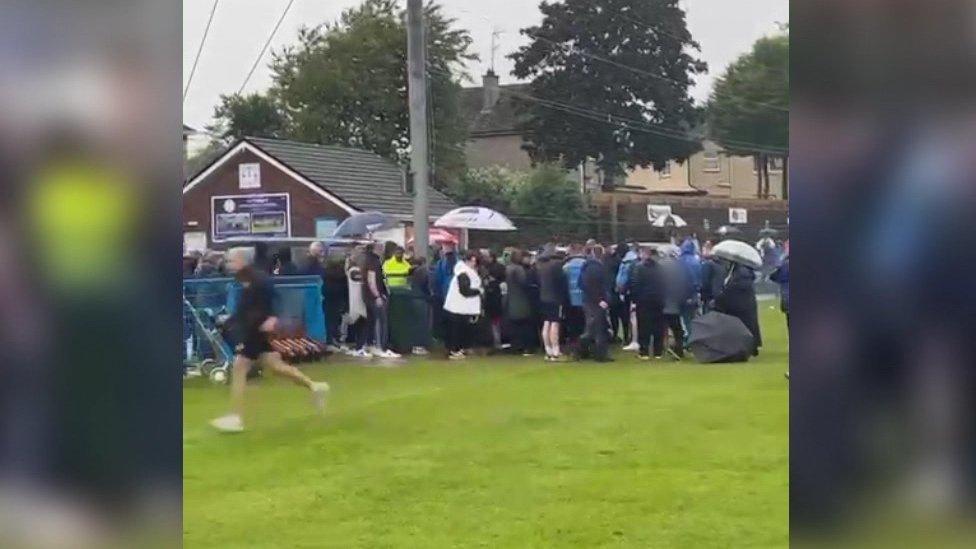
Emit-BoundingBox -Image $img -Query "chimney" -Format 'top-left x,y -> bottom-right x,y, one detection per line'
481,70 -> 500,113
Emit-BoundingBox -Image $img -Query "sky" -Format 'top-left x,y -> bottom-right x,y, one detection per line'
182,0 -> 788,130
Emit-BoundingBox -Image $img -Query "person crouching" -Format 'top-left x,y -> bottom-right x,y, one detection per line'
443,251 -> 483,360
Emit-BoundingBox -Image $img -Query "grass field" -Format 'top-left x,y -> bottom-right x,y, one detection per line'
184,307 -> 788,548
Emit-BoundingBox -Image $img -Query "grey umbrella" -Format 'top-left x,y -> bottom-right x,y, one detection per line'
688,312 -> 755,363
332,211 -> 397,238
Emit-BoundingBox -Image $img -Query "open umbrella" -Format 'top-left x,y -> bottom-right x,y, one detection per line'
332,211 -> 397,238
711,239 -> 763,269
758,220 -> 780,237
715,225 -> 742,237
651,213 -> 688,228
408,227 -> 458,246
688,312 -> 755,363
435,207 -> 516,231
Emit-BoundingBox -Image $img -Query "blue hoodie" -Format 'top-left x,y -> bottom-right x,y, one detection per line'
679,239 -> 702,295
433,252 -> 457,302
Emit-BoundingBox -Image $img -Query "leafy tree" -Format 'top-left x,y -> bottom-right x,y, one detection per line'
184,140 -> 224,179
268,0 -> 475,188
446,166 -> 517,212
209,93 -> 286,141
707,33 -> 789,199
511,164 -> 590,238
511,0 -> 706,188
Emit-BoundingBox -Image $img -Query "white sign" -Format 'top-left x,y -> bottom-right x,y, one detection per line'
239,163 -> 261,189
183,231 -> 207,255
647,204 -> 673,222
729,207 -> 748,224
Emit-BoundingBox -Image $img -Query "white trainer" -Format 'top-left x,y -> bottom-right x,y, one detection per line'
311,382 -> 330,414
622,342 -> 640,352
381,349 -> 402,359
412,346 -> 429,355
210,414 -> 244,433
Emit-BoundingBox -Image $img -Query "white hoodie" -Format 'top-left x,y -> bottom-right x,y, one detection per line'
444,261 -> 482,316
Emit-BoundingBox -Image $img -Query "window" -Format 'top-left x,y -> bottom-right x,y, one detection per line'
315,217 -> 339,239
702,151 -> 721,173
754,156 -> 785,173
658,162 -> 671,178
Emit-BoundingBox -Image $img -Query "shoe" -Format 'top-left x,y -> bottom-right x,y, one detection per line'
311,382 -> 330,414
210,414 -> 244,433
551,354 -> 568,362
653,355 -> 664,360
381,349 -> 402,359
622,342 -> 640,352
350,349 -> 370,358
521,352 -> 534,357
412,347 -> 429,356
784,371 -> 790,381
638,354 -> 651,361
448,351 -> 467,361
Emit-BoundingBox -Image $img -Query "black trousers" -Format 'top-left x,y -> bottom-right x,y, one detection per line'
611,297 -> 631,342
508,317 -> 536,352
636,301 -> 665,357
580,302 -> 609,359
663,314 -> 685,357
447,312 -> 474,353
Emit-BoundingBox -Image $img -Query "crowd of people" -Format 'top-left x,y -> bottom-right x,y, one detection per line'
184,235 -> 789,364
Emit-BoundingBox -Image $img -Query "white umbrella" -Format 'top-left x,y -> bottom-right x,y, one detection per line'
651,213 -> 688,228
434,207 -> 517,231
711,239 -> 763,269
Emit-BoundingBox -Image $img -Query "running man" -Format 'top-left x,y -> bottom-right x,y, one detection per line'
210,248 -> 330,433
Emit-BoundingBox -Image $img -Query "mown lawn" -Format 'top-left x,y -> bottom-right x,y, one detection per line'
184,306 -> 788,548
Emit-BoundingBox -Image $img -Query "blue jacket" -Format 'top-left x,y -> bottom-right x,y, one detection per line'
433,253 -> 457,301
679,240 -> 703,295
563,255 -> 586,307
615,250 -> 639,293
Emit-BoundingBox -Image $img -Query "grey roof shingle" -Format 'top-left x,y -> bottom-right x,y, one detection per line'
243,137 -> 456,217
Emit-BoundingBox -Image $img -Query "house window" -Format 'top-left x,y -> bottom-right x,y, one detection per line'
703,151 -> 721,173
658,162 -> 671,178
315,217 -> 339,239
754,156 -> 785,173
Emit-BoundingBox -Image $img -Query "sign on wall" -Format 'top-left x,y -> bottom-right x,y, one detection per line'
211,193 -> 290,241
729,207 -> 748,224
239,163 -> 261,189
647,204 -> 673,222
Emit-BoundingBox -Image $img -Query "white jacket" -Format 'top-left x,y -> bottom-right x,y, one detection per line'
346,265 -> 366,323
444,261 -> 482,316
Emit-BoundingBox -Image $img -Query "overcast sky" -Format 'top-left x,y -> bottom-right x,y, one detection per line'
183,0 -> 788,130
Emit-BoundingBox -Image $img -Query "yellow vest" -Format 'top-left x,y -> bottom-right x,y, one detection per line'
382,257 -> 411,287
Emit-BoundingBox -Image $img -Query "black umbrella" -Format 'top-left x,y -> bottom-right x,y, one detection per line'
688,312 -> 755,363
332,211 -> 397,238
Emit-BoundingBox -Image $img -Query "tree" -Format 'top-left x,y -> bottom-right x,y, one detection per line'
706,33 -> 789,199
446,166 -> 517,212
511,164 -> 590,238
209,93 -> 286,141
510,0 -> 706,188
268,0 -> 475,188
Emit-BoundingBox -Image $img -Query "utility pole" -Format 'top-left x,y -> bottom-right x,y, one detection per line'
407,0 -> 429,259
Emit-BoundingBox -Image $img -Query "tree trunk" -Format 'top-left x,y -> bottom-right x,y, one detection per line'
753,153 -> 766,198
782,155 -> 789,200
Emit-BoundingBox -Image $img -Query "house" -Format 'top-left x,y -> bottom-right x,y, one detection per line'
461,72 -> 786,200
182,137 -> 457,251
460,73 -> 788,240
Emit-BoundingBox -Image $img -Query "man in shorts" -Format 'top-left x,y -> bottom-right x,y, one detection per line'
210,248 -> 330,433
536,244 -> 567,361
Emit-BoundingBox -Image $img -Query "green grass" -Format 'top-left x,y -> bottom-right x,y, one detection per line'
184,306 -> 788,548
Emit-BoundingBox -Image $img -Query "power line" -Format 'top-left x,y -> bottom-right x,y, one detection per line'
238,0 -> 298,95
184,0 -> 220,103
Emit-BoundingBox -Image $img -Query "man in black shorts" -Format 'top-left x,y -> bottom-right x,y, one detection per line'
536,245 -> 568,361
210,249 -> 330,433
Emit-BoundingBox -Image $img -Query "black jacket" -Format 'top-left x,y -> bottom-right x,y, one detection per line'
231,268 -> 275,337
537,255 -> 568,305
714,263 -> 762,350
629,259 -> 665,305
580,258 -> 609,306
